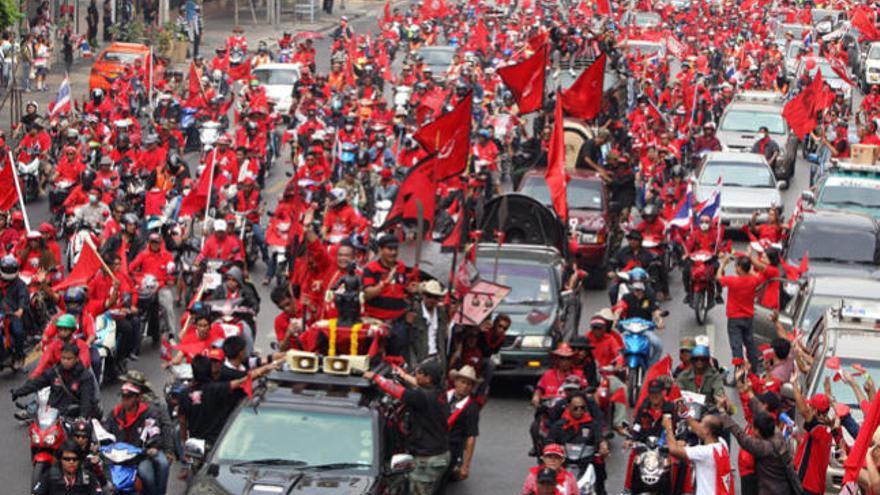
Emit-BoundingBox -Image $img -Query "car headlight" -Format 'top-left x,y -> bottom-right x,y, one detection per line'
521,336 -> 553,348
869,67 -> 880,74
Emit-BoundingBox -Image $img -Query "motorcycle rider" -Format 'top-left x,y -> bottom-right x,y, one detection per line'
72,188 -> 110,229
613,280 -> 664,366
103,381 -> 174,495
129,232 -> 179,336
322,188 -> 366,242
196,219 -> 245,266
86,253 -> 139,363
0,255 -> 28,367
682,214 -> 724,305
675,345 -> 727,410
31,440 -> 102,495
31,313 -> 92,378
213,266 -> 260,334
607,230 -> 656,304
692,121 -> 722,155
11,341 -> 98,420
520,444 -> 579,495
548,391 -> 609,494
232,178 -> 268,264
634,204 -> 669,299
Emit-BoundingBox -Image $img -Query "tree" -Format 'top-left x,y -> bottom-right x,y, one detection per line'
0,0 -> 23,30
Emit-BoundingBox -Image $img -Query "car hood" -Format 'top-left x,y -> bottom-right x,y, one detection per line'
696,185 -> 781,209
718,131 -> 786,152
786,259 -> 877,278
262,85 -> 293,101
815,203 -> 880,220
498,303 -> 557,337
190,467 -> 375,495
569,209 -> 606,232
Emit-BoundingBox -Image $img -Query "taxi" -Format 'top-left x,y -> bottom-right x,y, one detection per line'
89,42 -> 152,91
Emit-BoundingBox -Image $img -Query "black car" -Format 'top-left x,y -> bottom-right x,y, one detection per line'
185,372 -> 412,495
784,209 -> 880,277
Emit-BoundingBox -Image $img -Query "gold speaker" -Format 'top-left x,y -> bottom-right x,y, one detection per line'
286,350 -> 319,373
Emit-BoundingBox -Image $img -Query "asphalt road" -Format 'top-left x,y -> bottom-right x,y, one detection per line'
0,10 -> 823,495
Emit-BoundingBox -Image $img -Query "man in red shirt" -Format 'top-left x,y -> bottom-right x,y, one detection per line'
792,386 -> 834,495
586,309 -> 623,368
129,232 -> 178,335
271,285 -> 303,351
196,219 -> 245,265
716,253 -> 766,373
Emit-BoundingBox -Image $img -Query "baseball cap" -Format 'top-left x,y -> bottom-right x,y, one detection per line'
377,234 -> 399,249
808,393 -> 831,413
648,378 -> 665,393
542,443 -> 564,457
121,382 -> 142,395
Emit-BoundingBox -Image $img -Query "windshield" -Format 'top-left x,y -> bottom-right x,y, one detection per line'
815,358 -> 880,407
475,261 -> 556,305
214,407 -> 374,468
806,61 -> 840,80
521,176 -> 604,210
780,25 -> 809,39
253,69 -> 298,86
789,223 -> 877,264
418,49 -> 454,66
720,110 -> 786,134
869,44 -> 880,60
700,162 -> 774,188
101,51 -> 145,64
818,179 -> 880,209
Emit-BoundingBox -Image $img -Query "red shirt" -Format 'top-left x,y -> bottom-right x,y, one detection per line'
31,338 -> 91,377
536,368 -> 585,398
273,310 -> 301,349
587,331 -> 623,367
362,259 -> 409,321
129,248 -> 175,285
794,419 -> 833,493
198,234 -> 245,263
719,274 -> 764,318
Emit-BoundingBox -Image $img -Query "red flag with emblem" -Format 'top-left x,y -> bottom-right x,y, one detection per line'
382,155 -> 438,229
561,53 -> 606,120
497,47 -> 547,114
228,58 -> 252,82
545,93 -> 568,222
414,92 -> 472,180
420,0 -> 448,19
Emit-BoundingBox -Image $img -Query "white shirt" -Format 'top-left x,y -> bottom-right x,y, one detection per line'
685,438 -> 730,495
422,302 -> 438,356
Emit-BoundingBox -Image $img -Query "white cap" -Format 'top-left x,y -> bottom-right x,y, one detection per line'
213,219 -> 228,232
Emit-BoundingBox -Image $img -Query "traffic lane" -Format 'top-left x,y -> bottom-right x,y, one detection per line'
449,153 -> 811,494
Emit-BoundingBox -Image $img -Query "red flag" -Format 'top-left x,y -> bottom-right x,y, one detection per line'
0,162 -> 21,211
186,62 -> 202,105
546,94 -> 568,222
228,58 -> 252,82
54,239 -> 104,291
179,152 -> 216,217
596,0 -> 611,15
383,156 -> 438,229
782,73 -> 822,139
852,8 -> 880,41
382,0 -> 391,24
241,372 -> 254,399
608,387 -> 627,405
440,197 -> 464,249
844,392 -> 880,483
414,93 -> 472,180
561,53 -> 606,120
798,252 -> 809,275
634,355 -> 673,411
415,90 -> 447,122
526,32 -> 548,53
829,57 -> 855,86
470,19 -> 490,53
420,0 -> 448,19
497,47 -> 547,114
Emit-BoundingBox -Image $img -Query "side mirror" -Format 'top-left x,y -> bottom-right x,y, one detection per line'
184,438 -> 207,461
389,454 -> 415,474
801,190 -> 815,204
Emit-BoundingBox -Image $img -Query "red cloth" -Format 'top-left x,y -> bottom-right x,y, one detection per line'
31,337 -> 91,378
719,274 -> 764,318
198,234 -> 244,264
497,48 -> 547,114
844,392 -> 880,482
0,162 -> 21,211
384,157 -> 437,228
586,331 -> 622,367
53,239 -> 104,291
794,421 -> 833,493
562,53 -> 606,120
414,93 -> 472,181
545,94 -> 568,222
536,368 -> 585,397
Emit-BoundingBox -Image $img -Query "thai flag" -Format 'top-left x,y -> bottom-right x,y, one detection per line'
803,29 -> 813,47
49,75 -> 71,119
669,190 -> 693,228
696,177 -> 722,220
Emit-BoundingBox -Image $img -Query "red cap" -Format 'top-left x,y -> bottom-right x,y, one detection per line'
204,348 -> 225,362
380,168 -> 393,179
808,393 -> 831,413
551,343 -> 575,358
542,443 -> 564,457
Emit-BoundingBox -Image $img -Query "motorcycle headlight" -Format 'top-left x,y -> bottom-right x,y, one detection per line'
31,431 -> 41,443
521,336 -> 552,349
641,451 -> 661,473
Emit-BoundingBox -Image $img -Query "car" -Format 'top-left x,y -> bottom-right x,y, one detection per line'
251,63 -> 301,116
752,275 -> 880,344
619,39 -> 667,60
476,194 -> 581,379
800,302 -> 880,492
717,91 -> 798,180
621,11 -> 663,29
784,209 -> 880,277
185,370 -> 412,495
89,42 -> 152,91
416,45 -> 456,79
518,169 -> 611,287
803,161 -> 880,219
810,9 -> 845,35
794,56 -> 852,108
693,151 -> 783,228
860,41 -> 880,92
783,41 -> 819,79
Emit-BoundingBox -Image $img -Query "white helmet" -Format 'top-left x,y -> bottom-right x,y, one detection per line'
330,187 -> 347,205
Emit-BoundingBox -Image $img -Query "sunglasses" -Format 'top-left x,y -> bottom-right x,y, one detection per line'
571,405 -> 586,411
61,456 -> 80,462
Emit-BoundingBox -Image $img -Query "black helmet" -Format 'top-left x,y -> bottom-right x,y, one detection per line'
81,169 -> 97,190
0,255 -> 19,280
246,121 -> 258,132
70,418 -> 93,439
64,287 -> 86,306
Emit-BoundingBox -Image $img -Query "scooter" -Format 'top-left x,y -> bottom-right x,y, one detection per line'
620,318 -> 657,407
100,442 -> 145,494
564,441 -> 598,495
687,251 -> 717,325
18,157 -> 41,203
136,274 -> 167,348
372,199 -> 392,228
266,218 -> 291,287
28,388 -> 68,487
199,120 -> 223,157
94,312 -> 119,386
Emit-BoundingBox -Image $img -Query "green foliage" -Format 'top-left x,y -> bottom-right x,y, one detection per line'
109,20 -> 146,43
0,0 -> 23,30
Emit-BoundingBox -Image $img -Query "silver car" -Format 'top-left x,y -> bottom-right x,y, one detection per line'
694,152 -> 783,228
717,91 -> 798,180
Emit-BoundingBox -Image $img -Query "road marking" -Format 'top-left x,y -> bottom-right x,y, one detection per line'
267,177 -> 287,194
25,347 -> 42,367
705,323 -> 716,354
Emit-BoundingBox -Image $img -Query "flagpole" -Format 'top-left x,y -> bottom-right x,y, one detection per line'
200,148 -> 217,249
7,151 -> 31,232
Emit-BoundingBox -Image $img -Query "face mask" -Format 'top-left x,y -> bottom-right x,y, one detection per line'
88,194 -> 98,204
345,124 -> 354,132
700,223 -> 710,232
376,141 -> 385,148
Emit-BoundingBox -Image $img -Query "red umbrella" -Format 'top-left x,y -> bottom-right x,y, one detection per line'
294,31 -> 324,41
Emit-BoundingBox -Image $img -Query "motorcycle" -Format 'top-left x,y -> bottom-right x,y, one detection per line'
65,223 -> 98,272
48,179 -> 75,216
28,388 -> 69,487
564,442 -> 598,495
620,318 -> 658,407
688,250 -> 717,325
372,199 -> 392,228
265,218 -> 291,287
94,312 -> 119,386
0,312 -> 20,372
628,434 -> 673,494
100,442 -> 145,494
393,85 -> 412,114
136,274 -> 168,348
163,363 -> 193,425
198,120 -> 223,157
18,158 -> 41,203
232,212 -> 260,270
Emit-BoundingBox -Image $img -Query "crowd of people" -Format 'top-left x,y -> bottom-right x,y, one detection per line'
1,0 -> 880,492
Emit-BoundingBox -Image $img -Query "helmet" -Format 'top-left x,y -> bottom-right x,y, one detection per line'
642,204 -> 658,218
0,255 -> 19,280
627,267 -> 648,282
691,345 -> 711,358
56,313 -> 78,329
26,100 -> 38,111
123,213 -> 139,226
71,418 -> 93,439
91,88 -> 104,100
330,187 -> 347,205
64,287 -> 86,306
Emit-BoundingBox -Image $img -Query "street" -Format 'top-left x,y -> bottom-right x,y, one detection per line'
0,6 -> 820,495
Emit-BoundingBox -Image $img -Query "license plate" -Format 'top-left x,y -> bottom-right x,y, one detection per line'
728,218 -> 745,227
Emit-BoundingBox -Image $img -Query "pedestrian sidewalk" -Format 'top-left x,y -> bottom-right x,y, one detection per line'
0,0 -> 382,131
